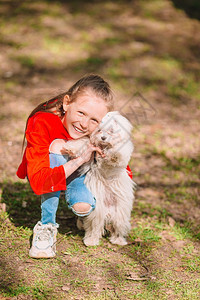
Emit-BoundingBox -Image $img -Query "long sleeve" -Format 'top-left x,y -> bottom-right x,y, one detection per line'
17,112 -> 71,195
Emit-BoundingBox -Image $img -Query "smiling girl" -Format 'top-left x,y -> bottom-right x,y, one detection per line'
17,74 -> 114,258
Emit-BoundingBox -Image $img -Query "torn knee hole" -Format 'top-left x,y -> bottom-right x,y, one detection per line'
72,203 -> 91,214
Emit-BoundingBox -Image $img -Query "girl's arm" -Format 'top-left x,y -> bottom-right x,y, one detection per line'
49,138 -> 103,178
50,138 -> 132,179
21,113 -> 68,195
23,113 -> 103,195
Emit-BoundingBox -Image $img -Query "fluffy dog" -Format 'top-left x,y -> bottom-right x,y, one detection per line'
65,111 -> 136,246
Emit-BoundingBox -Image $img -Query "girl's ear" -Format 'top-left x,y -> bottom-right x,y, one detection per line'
63,95 -> 70,112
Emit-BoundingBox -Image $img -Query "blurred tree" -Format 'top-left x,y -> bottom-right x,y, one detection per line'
172,0 -> 200,20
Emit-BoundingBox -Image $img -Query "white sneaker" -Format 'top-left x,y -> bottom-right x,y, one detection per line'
29,221 -> 59,258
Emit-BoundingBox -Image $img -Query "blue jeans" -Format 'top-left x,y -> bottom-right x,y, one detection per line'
41,153 -> 96,224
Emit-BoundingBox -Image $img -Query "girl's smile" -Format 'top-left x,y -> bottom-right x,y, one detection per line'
73,125 -> 87,134
61,90 -> 108,139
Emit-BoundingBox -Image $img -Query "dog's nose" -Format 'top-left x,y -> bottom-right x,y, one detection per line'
101,136 -> 106,141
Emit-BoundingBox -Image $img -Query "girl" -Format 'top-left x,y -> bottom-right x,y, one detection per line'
17,74 -> 114,258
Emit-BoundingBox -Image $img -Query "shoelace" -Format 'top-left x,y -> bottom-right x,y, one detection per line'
36,225 -> 54,241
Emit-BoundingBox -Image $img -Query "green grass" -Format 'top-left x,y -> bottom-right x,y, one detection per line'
167,73 -> 200,100
171,223 -> 194,240
2,281 -> 54,299
1,285 -> 31,297
43,37 -> 74,54
14,55 -> 36,68
1,183 -> 200,300
131,226 -> 161,243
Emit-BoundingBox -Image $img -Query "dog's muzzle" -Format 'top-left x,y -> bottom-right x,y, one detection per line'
97,140 -> 112,150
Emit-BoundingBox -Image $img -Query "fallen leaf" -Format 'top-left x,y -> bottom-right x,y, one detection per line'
0,203 -> 6,212
127,276 -> 148,281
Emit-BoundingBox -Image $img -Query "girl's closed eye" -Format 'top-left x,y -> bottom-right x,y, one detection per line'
78,111 -> 84,115
91,118 -> 99,124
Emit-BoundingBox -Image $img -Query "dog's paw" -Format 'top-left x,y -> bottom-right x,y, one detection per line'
62,149 -> 77,158
109,236 -> 128,246
83,236 -> 100,247
103,152 -> 122,166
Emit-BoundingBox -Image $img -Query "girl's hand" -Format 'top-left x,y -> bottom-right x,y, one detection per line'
63,143 -> 105,178
78,143 -> 104,163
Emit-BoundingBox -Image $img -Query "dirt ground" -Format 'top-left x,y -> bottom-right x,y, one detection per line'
0,0 -> 200,299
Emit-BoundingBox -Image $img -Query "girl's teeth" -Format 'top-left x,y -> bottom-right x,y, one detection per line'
74,126 -> 84,133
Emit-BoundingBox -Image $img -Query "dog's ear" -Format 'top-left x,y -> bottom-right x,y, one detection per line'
114,114 -> 133,136
101,111 -> 133,136
101,111 -> 120,123
109,111 -> 120,116
105,111 -> 120,118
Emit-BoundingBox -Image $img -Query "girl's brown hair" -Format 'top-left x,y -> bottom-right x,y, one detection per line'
22,74 -> 114,149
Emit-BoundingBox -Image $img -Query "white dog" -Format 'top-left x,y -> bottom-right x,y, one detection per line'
65,111 -> 136,246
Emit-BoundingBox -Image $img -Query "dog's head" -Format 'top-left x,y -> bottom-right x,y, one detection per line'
90,111 -> 133,154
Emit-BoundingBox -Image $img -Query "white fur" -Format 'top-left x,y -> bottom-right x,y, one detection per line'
65,111 -> 136,246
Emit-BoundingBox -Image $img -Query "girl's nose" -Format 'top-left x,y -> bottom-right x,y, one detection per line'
80,118 -> 89,129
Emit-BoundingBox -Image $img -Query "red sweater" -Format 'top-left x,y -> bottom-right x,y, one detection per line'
17,112 -> 133,195
17,112 -> 72,195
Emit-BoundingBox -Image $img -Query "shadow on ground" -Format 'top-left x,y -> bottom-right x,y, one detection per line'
0,182 -> 80,235
1,178 -> 199,240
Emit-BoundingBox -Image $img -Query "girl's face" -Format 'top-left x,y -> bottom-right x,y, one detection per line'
61,90 -> 108,139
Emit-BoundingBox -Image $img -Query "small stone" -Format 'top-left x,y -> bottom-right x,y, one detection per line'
22,201 -> 27,208
4,71 -> 13,78
168,216 -> 176,227
62,285 -> 70,291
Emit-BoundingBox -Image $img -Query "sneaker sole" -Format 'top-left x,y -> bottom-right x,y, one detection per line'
29,249 -> 56,259
29,252 -> 56,258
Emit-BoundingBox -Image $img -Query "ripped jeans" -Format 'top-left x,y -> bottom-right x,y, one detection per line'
41,153 -> 95,225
